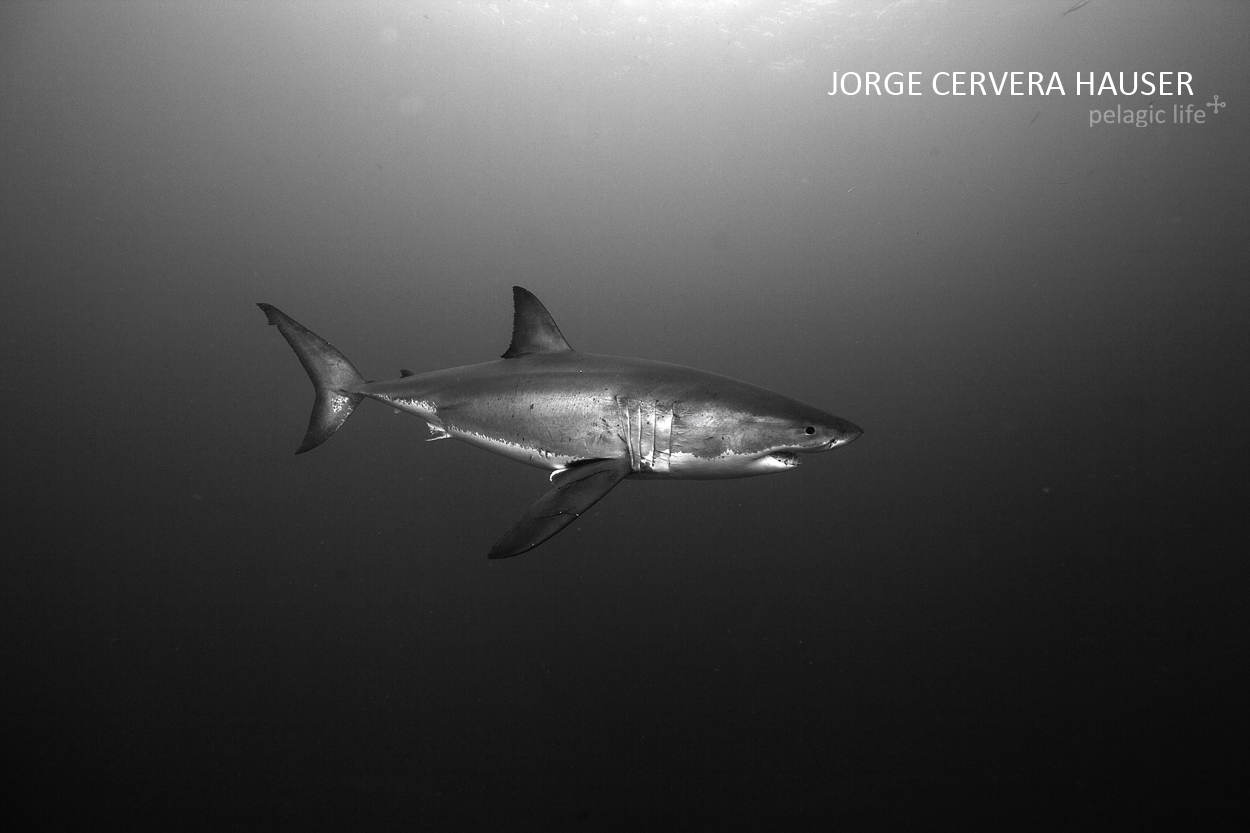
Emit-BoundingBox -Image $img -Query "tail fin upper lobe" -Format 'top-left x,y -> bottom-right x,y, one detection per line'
258,304 -> 366,454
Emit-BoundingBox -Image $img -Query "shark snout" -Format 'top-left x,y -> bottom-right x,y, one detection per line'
828,419 -> 863,449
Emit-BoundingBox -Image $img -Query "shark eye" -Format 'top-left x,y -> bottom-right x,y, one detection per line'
804,426 -> 816,435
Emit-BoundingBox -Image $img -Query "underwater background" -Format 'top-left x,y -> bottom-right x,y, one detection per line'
4,1 -> 1247,826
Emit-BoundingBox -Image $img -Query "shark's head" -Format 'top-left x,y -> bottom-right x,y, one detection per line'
736,408 -> 863,475
666,394 -> 862,479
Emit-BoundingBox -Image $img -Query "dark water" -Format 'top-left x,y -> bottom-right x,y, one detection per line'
5,1 -> 1247,826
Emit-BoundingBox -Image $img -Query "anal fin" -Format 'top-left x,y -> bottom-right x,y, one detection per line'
487,458 -> 630,559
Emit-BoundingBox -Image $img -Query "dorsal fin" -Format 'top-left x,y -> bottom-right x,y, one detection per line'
501,286 -> 574,358
399,369 -> 414,377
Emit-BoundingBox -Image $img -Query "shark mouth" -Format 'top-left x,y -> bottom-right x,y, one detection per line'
769,452 -> 801,467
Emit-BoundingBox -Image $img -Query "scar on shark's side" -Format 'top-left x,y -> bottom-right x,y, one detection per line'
259,287 -> 862,557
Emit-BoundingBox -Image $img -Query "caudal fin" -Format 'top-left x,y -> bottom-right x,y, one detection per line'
257,304 -> 366,454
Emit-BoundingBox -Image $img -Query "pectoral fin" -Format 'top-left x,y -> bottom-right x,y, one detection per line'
487,458 -> 631,559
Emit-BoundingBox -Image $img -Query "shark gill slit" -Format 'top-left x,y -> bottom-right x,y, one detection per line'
619,397 -> 673,474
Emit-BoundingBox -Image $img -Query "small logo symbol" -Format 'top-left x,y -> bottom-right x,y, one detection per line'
1206,94 -> 1226,113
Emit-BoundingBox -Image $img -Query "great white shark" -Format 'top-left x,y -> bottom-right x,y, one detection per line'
258,287 -> 862,558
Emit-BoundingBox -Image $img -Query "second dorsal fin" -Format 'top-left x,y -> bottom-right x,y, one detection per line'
501,286 -> 574,358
